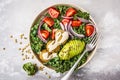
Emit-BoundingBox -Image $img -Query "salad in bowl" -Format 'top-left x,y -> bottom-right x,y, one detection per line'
30,4 -> 97,73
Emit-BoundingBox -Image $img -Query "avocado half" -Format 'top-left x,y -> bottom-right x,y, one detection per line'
59,40 -> 85,60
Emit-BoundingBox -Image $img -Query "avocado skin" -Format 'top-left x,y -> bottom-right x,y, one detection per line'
59,40 -> 85,60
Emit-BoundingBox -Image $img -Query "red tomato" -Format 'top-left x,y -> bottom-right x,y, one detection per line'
43,17 -> 54,27
48,7 -> 60,18
85,25 -> 94,37
66,8 -> 76,17
51,29 -> 57,39
40,30 -> 50,39
62,19 -> 70,25
71,20 -> 82,27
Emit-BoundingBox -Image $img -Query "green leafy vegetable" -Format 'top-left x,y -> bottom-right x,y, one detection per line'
45,52 -> 89,73
82,37 -> 91,44
56,5 -> 69,16
45,13 -> 50,17
30,24 -> 44,53
53,19 -> 61,29
23,62 -> 38,75
73,23 -> 86,35
74,10 -> 90,20
41,23 -> 52,32
73,23 -> 91,44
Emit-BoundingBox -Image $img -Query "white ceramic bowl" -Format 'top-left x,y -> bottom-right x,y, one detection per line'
29,4 -> 98,71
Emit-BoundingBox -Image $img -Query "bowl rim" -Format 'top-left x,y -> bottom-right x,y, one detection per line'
29,3 -> 98,72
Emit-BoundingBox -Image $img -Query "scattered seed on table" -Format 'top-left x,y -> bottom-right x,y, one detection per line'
22,44 -> 30,51
25,50 -> 27,53
27,57 -> 29,59
25,55 -> 27,59
39,66 -> 44,71
27,49 -> 31,53
22,58 -> 25,61
21,53 -> 24,56
48,75 -> 51,79
24,37 -> 27,39
10,35 -> 13,38
32,55 -> 34,59
35,64 -> 37,66
22,50 -> 24,52
3,48 -> 6,50
26,44 -> 30,47
19,48 -> 21,50
15,39 -> 18,43
20,42 -> 22,44
22,49 -> 24,51
20,34 -> 24,39
45,72 -> 48,75
22,48 -> 26,52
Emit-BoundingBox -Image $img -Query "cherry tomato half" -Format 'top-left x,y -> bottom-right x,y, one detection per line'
85,25 -> 94,37
62,19 -> 70,25
66,8 -> 76,17
43,17 -> 54,27
40,30 -> 50,39
71,20 -> 82,27
48,7 -> 60,18
51,29 -> 57,40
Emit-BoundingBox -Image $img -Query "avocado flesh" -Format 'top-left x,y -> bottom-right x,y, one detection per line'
59,40 -> 85,60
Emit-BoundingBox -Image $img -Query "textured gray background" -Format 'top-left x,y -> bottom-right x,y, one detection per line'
0,0 -> 120,80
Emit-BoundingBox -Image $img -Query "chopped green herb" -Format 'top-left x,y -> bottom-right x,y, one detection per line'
23,62 -> 38,75
42,23 -> 52,32
82,37 -> 91,44
56,5 -> 69,16
53,19 -> 61,29
30,24 -> 44,53
73,23 -> 86,35
74,10 -> 90,20
45,52 -> 89,73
